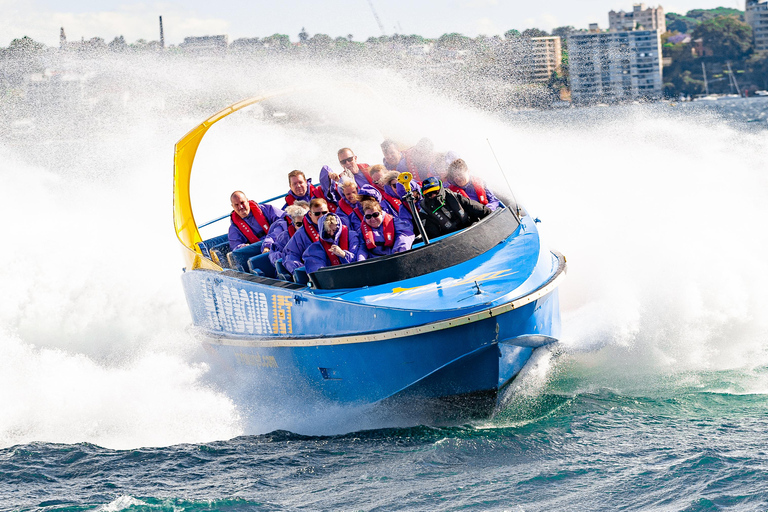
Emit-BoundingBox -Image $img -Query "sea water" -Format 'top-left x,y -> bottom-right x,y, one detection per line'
1,55 -> 768,511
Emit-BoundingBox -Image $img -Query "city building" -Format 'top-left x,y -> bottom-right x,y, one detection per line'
609,4 -> 666,33
179,35 -> 229,54
568,29 -> 663,104
746,0 -> 768,51
528,36 -> 562,82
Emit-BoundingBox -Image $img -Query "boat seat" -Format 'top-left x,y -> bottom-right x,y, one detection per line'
293,267 -> 309,285
275,259 -> 294,282
227,242 -> 264,272
209,244 -> 232,269
247,253 -> 277,278
196,234 -> 229,259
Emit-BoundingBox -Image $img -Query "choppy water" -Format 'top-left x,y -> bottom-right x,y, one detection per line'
2,55 -> 768,511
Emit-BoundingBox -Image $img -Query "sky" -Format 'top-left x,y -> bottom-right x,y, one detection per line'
0,0 -> 746,47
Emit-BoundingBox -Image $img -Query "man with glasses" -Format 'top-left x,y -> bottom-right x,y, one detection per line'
418,177 -> 491,239
335,147 -> 375,190
282,198 -> 331,275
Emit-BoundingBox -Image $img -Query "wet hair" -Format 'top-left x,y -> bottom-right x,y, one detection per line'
323,214 -> 339,235
446,158 -> 469,181
369,164 -> 386,181
337,147 -> 354,157
287,169 -> 306,184
381,170 -> 399,185
286,203 -> 309,221
309,197 -> 327,210
361,200 -> 382,213
339,178 -> 357,192
230,190 -> 247,203
380,139 -> 397,151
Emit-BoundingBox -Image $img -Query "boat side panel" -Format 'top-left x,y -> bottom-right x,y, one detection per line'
198,291 -> 559,405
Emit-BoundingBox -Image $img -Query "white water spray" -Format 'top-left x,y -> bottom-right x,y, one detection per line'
2,55 -> 767,446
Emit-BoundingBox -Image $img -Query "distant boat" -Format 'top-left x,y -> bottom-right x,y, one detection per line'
173,88 -> 566,422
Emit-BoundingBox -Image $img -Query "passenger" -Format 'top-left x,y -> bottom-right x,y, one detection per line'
282,198 -> 329,274
228,190 -> 285,252
366,165 -> 413,223
302,213 -> 360,274
431,151 -> 461,181
356,200 -> 415,261
262,201 -> 310,267
336,178 -> 364,231
283,170 -> 336,212
418,177 -> 491,239
396,137 -> 436,182
380,139 -> 403,171
357,183 -> 413,227
445,158 -> 501,211
336,147 -> 375,190
370,166 -> 421,211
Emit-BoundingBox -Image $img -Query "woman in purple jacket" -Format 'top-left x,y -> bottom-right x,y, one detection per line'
302,213 -> 360,274
356,200 -> 415,261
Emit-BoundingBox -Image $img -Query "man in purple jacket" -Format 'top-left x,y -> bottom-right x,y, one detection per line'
445,158 -> 500,211
303,213 -> 360,274
282,198 -> 329,274
228,191 -> 285,250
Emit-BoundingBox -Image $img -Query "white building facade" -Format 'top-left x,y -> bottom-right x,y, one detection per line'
746,0 -> 768,51
568,30 -> 663,103
609,4 -> 666,33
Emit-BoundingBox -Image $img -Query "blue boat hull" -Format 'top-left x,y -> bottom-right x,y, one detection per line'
184,262 -> 562,419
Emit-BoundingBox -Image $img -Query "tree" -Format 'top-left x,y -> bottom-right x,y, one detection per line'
108,35 -> 127,52
299,27 -> 309,43
522,28 -> 548,38
263,33 -> 291,50
691,16 -> 752,60
504,29 -> 521,39
6,36 -> 45,56
435,32 -> 472,49
308,33 -> 334,49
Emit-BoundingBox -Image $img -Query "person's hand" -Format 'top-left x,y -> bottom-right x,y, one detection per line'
235,243 -> 247,250
262,247 -> 270,253
328,171 -> 340,181
330,245 -> 345,257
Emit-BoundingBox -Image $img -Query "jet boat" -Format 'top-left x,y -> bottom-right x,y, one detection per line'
173,89 -> 566,421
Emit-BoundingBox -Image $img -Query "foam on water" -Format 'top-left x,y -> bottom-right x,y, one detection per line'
2,55 -> 768,448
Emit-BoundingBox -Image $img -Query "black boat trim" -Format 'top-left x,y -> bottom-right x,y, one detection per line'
309,207 -> 519,290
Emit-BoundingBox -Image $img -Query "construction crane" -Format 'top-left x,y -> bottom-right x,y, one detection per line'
367,0 -> 386,36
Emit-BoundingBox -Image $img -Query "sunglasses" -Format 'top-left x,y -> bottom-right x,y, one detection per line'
311,211 -> 329,217
424,191 -> 439,199
364,212 -> 381,220
339,156 -> 355,165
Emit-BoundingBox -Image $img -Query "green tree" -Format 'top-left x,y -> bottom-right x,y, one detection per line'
504,29 -> 521,39
108,35 -> 128,52
6,36 -> 45,56
263,33 -> 291,50
522,28 -> 548,38
435,32 -> 472,49
691,16 -> 752,60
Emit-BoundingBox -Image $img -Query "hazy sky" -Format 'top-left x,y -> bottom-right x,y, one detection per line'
1,0 -> 745,47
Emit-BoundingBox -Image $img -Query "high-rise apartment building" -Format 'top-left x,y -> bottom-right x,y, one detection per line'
609,4 -> 666,33
568,30 -> 663,103
529,36 -> 562,82
746,0 -> 768,51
